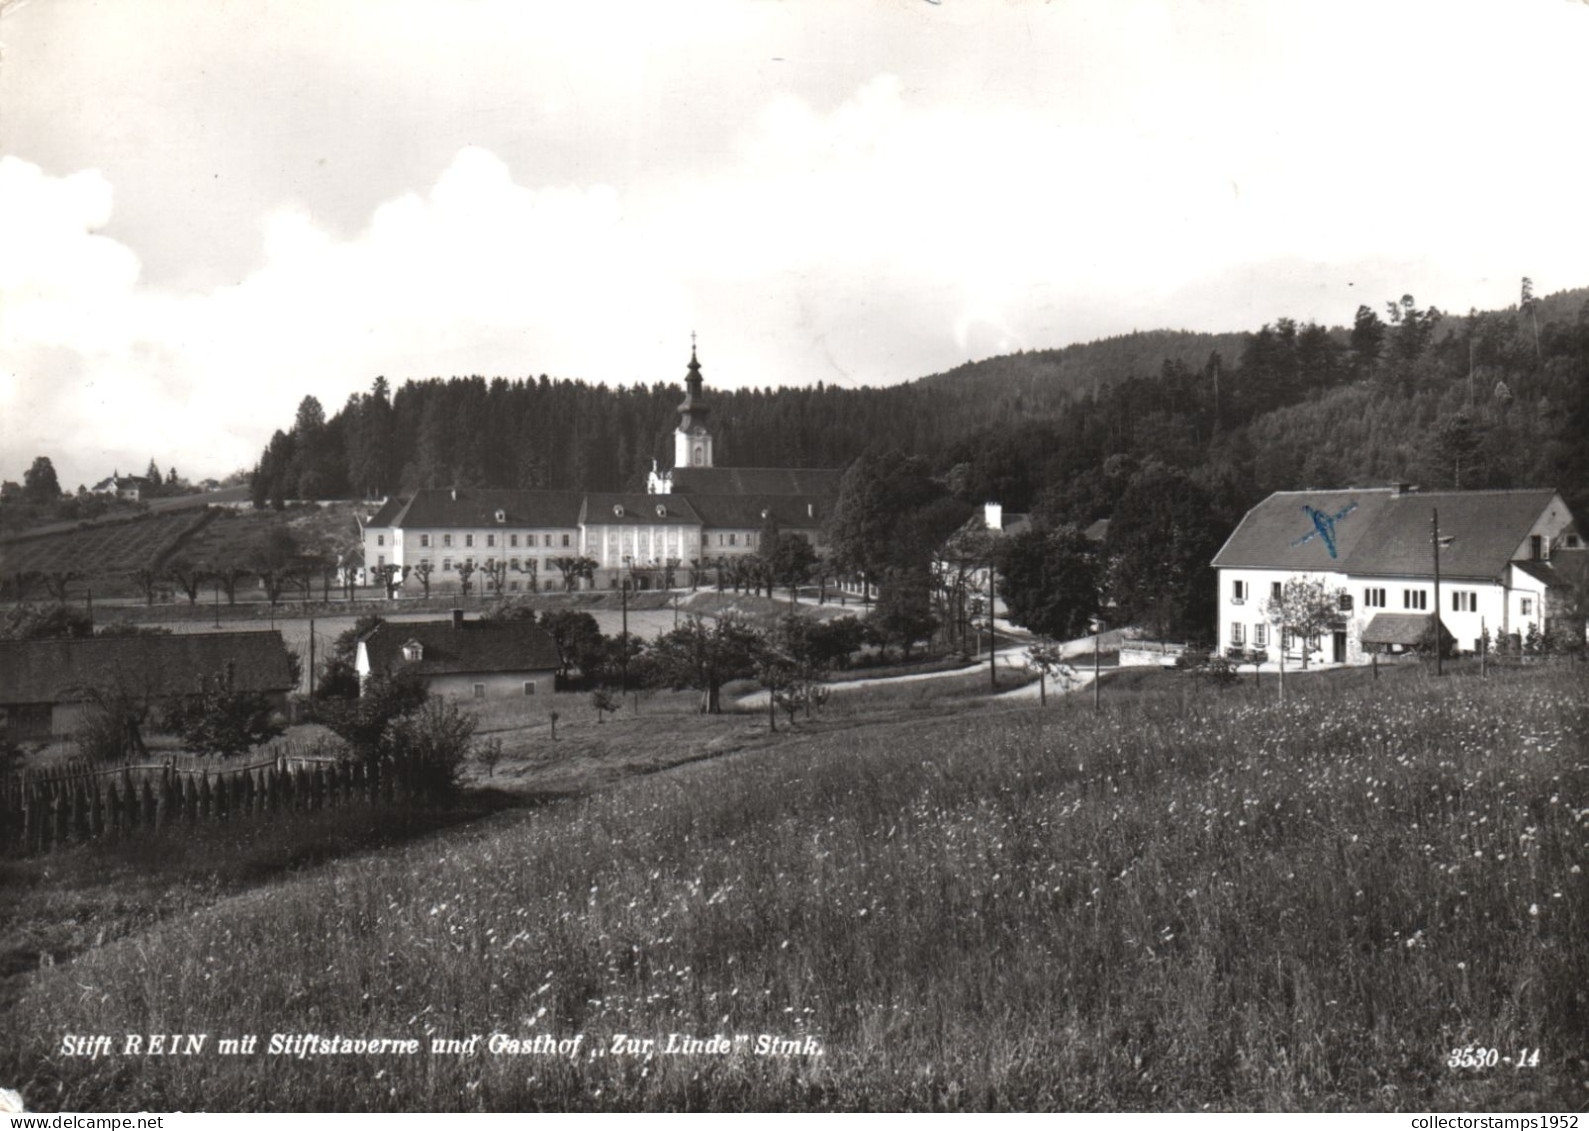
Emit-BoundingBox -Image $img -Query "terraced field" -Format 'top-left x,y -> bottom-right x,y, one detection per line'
0,508 -> 216,578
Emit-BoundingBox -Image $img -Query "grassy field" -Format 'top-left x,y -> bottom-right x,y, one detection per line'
1,665 -> 1584,1111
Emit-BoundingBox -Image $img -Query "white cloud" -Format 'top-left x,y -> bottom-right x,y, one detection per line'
4,14 -> 1589,491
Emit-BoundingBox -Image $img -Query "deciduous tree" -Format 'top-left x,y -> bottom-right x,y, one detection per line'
164,662 -> 287,756
1261,575 -> 1348,669
22,456 -> 61,503
645,614 -> 766,714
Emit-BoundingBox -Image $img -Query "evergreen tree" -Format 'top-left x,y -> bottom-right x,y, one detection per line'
1106,462 -> 1228,641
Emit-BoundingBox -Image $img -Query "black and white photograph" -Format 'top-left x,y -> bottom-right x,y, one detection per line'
1,0 -> 1586,1115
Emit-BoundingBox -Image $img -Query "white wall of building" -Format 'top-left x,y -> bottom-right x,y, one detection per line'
582,522 -> 700,570
1217,565 -> 1551,664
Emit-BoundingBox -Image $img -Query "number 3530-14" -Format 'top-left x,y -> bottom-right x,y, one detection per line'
1447,1046 -> 1541,1069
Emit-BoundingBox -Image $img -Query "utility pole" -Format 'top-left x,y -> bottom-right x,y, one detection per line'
621,563 -> 630,704
1432,508 -> 1444,677
988,563 -> 998,691
1092,619 -> 1101,712
308,618 -> 316,698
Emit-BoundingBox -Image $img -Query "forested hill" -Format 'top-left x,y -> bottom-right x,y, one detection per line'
246,285 -> 1589,526
915,329 -> 1254,400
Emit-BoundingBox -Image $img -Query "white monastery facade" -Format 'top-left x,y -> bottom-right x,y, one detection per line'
362,345 -> 841,591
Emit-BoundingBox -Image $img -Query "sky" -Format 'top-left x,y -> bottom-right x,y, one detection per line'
2,0 -> 1588,492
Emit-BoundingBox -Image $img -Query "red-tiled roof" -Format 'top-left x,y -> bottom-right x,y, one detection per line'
0,631 -> 296,705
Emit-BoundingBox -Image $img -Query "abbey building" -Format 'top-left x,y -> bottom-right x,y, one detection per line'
362,345 -> 843,591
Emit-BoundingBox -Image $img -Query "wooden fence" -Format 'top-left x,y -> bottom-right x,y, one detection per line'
0,745 -> 434,856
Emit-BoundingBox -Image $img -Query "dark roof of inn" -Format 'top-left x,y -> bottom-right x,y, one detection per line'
386,489 -> 585,530
1213,488 -> 1566,580
0,631 -> 296,706
1347,490 -> 1562,579
361,618 -> 562,677
685,493 -> 829,529
1211,489 -> 1400,571
668,466 -> 843,497
578,493 -> 702,526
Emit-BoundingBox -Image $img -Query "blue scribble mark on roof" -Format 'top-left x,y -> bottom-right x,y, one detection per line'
1290,501 -> 1359,559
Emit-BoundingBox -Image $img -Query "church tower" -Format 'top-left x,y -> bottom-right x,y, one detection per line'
673,339 -> 714,471
648,338 -> 715,494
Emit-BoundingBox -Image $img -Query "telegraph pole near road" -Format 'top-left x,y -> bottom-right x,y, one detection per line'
1092,618 -> 1101,712
988,564 -> 998,691
1432,508 -> 1444,677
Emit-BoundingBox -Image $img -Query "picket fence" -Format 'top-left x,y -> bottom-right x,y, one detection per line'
0,745 -> 435,856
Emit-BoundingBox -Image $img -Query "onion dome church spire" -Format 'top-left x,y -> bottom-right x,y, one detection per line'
674,333 -> 714,470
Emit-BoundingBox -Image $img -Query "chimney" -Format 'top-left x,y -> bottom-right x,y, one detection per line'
984,502 -> 1003,531
451,608 -> 465,630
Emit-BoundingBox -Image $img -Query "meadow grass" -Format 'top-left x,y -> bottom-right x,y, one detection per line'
1,665 -> 1584,1111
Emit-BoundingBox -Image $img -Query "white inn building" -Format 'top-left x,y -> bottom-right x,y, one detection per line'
1211,487 -> 1584,664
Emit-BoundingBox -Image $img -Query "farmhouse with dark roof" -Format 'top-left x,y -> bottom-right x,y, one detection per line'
354,611 -> 562,700
0,631 -> 296,739
1212,486 -> 1584,664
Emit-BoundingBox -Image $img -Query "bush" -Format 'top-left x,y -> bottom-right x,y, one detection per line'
73,687 -> 156,762
386,698 -> 476,798
317,670 -> 429,761
163,665 -> 286,756
1175,650 -> 1238,687
1199,656 -> 1239,686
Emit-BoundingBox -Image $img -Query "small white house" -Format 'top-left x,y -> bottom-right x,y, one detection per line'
355,611 -> 563,699
1212,487 -> 1583,664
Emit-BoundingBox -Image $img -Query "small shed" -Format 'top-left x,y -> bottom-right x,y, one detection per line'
1360,612 -> 1453,654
